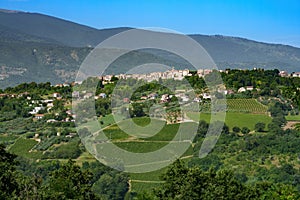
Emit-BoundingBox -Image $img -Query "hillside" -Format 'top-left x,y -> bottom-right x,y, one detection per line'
0,10 -> 129,47
1,9 -> 300,88
191,35 -> 300,72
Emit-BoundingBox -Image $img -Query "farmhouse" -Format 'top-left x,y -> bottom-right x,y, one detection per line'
202,93 -> 211,99
292,72 -> 300,78
34,114 -> 44,120
161,94 -> 170,102
47,119 -> 57,123
53,92 -> 61,98
98,93 -> 107,98
279,71 -> 289,77
29,106 -> 44,115
246,86 -> 254,91
238,87 -> 246,93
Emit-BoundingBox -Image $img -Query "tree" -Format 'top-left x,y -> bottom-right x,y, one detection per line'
254,182 -> 299,199
0,144 -> 20,199
150,160 -> 300,199
255,122 -> 266,132
92,172 -> 129,200
0,145 -> 44,199
194,120 -> 209,142
222,123 -> 230,134
153,160 -> 257,199
130,103 -> 146,117
232,126 -> 241,133
267,123 -> 284,134
110,76 -> 119,82
44,159 -> 98,199
241,127 -> 250,134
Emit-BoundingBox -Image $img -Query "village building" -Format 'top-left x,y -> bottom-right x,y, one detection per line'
292,72 -> 300,78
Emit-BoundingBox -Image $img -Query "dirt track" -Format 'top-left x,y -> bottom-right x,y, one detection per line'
283,121 -> 300,130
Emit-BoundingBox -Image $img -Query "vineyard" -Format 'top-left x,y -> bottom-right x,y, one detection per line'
219,99 -> 268,114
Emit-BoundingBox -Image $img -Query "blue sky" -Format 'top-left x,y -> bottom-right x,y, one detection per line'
1,0 -> 300,47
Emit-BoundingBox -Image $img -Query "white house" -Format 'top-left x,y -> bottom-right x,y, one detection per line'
99,93 -> 107,98
29,106 -> 44,115
292,72 -> 300,78
246,86 -> 254,91
53,93 -> 61,98
181,96 -> 189,102
202,93 -> 211,99
238,87 -> 246,93
161,94 -> 170,102
279,71 -> 289,77
34,114 -> 44,120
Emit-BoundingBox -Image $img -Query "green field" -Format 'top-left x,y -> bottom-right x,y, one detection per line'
187,112 -> 271,130
286,114 -> 300,121
128,156 -> 193,193
114,141 -> 168,153
81,105 -> 272,193
0,134 -> 18,142
9,138 -> 42,159
99,113 -> 126,128
92,117 -> 196,192
129,163 -> 172,193
131,181 -> 163,193
218,99 -> 268,113
101,118 -> 179,141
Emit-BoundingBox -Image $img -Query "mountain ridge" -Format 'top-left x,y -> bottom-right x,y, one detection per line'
0,9 -> 300,89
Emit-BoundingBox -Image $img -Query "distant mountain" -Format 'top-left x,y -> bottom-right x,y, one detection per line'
190,35 -> 300,72
0,9 -> 300,88
0,10 -> 129,47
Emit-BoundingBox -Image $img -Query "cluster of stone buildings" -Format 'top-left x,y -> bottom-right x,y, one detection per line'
99,68 -> 214,83
76,69 -> 300,85
279,71 -> 300,78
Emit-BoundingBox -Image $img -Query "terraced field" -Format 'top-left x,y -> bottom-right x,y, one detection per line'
89,117 -> 196,192
9,138 -> 42,159
219,99 -> 268,113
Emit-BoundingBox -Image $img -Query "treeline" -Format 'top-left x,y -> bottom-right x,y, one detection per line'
0,144 -> 129,199
221,69 -> 300,107
2,82 -> 72,98
185,68 -> 300,108
137,160 -> 300,199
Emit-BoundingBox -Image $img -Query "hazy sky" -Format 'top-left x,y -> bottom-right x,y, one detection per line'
1,0 -> 300,47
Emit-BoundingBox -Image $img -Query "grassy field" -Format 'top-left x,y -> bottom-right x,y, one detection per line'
286,114 -> 300,121
131,181 -> 162,193
129,164 -> 170,193
99,114 -> 126,128
9,138 -> 42,159
101,117 -> 179,141
114,141 -> 168,153
130,167 -> 167,181
187,112 -> 272,130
